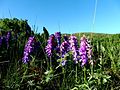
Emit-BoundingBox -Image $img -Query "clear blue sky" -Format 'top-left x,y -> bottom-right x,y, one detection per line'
0,0 -> 120,34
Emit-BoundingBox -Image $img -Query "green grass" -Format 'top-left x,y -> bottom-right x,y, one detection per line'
0,28 -> 120,90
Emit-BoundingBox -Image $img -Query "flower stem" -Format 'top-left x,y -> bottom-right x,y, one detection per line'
75,64 -> 78,83
84,67 -> 87,84
62,67 -> 65,88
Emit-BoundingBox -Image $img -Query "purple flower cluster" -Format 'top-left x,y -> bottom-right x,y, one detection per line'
45,32 -> 92,67
79,36 -> 88,66
45,34 -> 56,57
6,31 -> 11,42
55,32 -> 61,46
69,36 -> 80,63
55,32 -> 61,55
0,36 -> 2,47
0,31 -> 12,48
60,35 -> 69,57
86,39 -> 92,59
60,36 -> 70,65
79,35 -> 92,66
6,31 -> 11,48
22,36 -> 36,63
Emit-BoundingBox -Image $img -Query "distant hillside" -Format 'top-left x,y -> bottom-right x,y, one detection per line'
62,32 -> 120,42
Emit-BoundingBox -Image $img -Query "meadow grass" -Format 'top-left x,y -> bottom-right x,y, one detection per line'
0,29 -> 120,90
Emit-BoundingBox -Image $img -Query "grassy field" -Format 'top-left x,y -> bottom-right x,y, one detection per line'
0,18 -> 120,90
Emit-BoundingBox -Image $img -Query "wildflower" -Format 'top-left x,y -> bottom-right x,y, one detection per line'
69,35 -> 80,63
45,34 -> 56,57
55,32 -> 61,46
55,32 -> 62,55
0,36 -> 2,47
6,31 -> 11,41
59,35 -> 70,66
6,31 -> 11,48
56,46 -> 60,56
79,35 -> 87,66
79,35 -> 92,66
2,36 -> 7,47
60,40 -> 70,58
86,38 -> 92,59
22,36 -> 35,63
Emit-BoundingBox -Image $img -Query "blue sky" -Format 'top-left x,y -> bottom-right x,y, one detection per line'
0,0 -> 120,34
